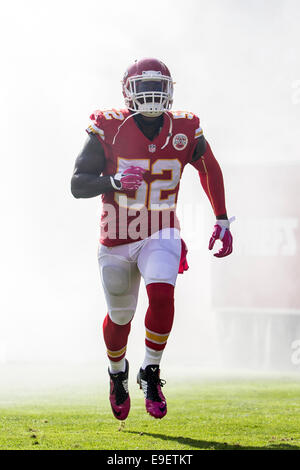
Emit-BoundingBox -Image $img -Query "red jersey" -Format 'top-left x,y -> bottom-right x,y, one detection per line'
86,109 -> 203,246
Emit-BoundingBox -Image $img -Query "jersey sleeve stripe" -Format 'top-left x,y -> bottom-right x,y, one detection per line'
195,127 -> 203,139
86,122 -> 105,140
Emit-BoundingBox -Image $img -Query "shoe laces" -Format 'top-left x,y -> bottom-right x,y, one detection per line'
147,368 -> 166,401
111,372 -> 128,405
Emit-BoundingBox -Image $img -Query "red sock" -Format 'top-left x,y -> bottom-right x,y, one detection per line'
145,283 -> 175,352
102,314 -> 131,362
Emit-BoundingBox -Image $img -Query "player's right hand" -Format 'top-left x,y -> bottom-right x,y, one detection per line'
112,165 -> 146,191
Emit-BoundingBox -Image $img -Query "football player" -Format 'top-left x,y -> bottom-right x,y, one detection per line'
71,58 -> 233,421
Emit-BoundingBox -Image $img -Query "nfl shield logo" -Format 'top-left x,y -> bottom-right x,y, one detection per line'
148,144 -> 156,153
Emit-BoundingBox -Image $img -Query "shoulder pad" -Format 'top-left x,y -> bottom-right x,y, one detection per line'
86,109 -> 129,143
170,111 -> 204,141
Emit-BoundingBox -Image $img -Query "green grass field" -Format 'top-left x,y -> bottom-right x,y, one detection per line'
1,375 -> 300,450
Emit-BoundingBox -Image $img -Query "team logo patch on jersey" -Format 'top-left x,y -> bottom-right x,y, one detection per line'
148,144 -> 156,153
172,133 -> 188,151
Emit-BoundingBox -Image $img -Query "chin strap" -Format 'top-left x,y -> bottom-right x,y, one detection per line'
160,111 -> 173,150
112,110 -> 173,149
112,111 -> 140,145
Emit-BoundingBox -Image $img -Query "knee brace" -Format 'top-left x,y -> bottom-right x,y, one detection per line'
99,254 -> 140,325
102,264 -> 130,296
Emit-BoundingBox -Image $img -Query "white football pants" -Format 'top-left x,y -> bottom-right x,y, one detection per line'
98,228 -> 181,326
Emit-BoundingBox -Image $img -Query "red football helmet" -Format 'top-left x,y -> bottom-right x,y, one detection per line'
122,58 -> 174,117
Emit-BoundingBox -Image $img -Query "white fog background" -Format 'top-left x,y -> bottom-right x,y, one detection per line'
0,0 -> 299,391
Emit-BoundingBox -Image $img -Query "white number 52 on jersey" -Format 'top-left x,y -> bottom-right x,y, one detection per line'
114,158 -> 182,211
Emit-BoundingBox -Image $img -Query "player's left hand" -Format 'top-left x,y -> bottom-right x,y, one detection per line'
208,217 -> 235,258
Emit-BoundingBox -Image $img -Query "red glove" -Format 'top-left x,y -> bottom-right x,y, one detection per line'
111,165 -> 146,191
209,217 -> 235,258
178,239 -> 189,274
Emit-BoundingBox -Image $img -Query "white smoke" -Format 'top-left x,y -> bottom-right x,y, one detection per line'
0,0 -> 299,387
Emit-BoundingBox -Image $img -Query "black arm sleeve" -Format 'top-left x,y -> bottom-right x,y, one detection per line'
71,134 -> 115,199
191,135 -> 207,162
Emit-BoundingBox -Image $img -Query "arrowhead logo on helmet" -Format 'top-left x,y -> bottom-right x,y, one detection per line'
122,58 -> 174,118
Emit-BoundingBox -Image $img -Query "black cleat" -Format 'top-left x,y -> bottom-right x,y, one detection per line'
137,364 -> 167,419
108,359 -> 130,420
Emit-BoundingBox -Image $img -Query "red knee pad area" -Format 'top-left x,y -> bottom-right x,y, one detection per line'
145,283 -> 175,351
